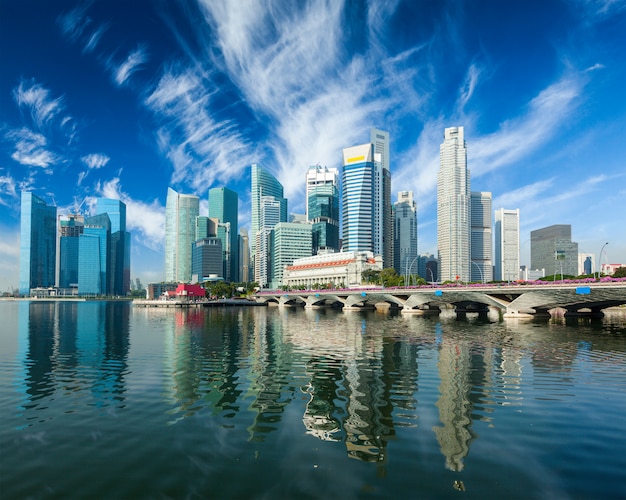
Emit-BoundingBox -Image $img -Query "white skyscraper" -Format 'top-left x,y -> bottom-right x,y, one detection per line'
255,196 -> 281,288
437,126 -> 470,282
494,208 -> 520,281
470,191 -> 493,283
165,187 -> 200,283
370,128 -> 393,269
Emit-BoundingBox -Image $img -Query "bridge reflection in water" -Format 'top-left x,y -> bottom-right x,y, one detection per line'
256,282 -> 626,319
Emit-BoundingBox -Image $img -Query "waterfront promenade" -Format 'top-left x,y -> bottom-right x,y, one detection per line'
255,280 -> 626,318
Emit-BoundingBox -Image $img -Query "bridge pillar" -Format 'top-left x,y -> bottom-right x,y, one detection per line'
564,307 -> 605,319
401,305 -> 441,315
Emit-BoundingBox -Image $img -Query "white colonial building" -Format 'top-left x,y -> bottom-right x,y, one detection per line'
282,251 -> 383,289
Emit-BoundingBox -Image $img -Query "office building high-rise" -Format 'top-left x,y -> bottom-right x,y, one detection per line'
394,191 -> 418,278
470,192 -> 492,283
165,187 -> 200,283
208,187 -> 239,282
96,198 -> 126,234
530,224 -> 578,277
255,196 -> 282,288
306,165 -> 340,254
251,164 -> 288,261
341,128 -> 392,267
96,198 -> 130,296
78,213 -> 111,295
191,238 -> 223,282
270,222 -> 313,288
371,128 -> 393,269
239,229 -> 250,283
494,208 -> 520,281
19,191 -> 57,295
57,214 -> 84,290
437,126 -> 470,282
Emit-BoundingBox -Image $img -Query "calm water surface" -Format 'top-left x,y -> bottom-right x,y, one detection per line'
1,300 -> 625,499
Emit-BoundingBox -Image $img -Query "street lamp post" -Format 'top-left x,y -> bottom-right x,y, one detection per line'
597,242 -> 609,279
471,261 -> 485,284
405,255 -> 420,288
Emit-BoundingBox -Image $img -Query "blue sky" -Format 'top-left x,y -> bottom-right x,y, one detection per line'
1,0 -> 625,290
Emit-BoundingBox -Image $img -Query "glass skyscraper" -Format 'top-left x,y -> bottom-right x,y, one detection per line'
78,213 -> 110,295
255,196 -> 282,288
165,187 -> 199,283
96,198 -> 130,296
19,191 -> 57,295
470,191 -> 493,283
341,130 -> 392,268
208,187 -> 239,282
394,191 -> 418,278
251,164 -> 287,259
530,224 -> 579,277
58,214 -> 84,289
437,126 -> 470,282
306,165 -> 339,254
494,208 -> 520,281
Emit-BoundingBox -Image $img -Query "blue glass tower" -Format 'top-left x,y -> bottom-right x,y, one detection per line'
251,164 -> 287,260
58,214 -> 84,289
96,198 -> 130,296
208,187 -> 239,282
19,192 -> 57,295
78,214 -> 111,296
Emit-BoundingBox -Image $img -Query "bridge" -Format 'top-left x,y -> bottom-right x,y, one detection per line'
255,281 -> 626,318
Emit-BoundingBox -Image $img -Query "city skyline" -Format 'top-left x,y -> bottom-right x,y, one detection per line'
2,1 -> 626,290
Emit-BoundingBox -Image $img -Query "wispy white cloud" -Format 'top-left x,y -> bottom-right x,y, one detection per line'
568,0 -> 626,19
13,80 -> 64,130
197,0 -> 427,206
145,66 -> 257,192
81,153 -> 110,169
77,153 -> 109,186
6,128 -> 59,169
84,23 -> 108,53
457,63 -> 481,113
111,44 -> 149,86
470,73 -> 585,177
493,178 -> 556,209
0,171 -> 18,207
57,4 -> 92,42
95,177 -> 165,250
0,226 -> 20,291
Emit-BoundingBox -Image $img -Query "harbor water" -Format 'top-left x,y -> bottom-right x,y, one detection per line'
1,300 -> 625,499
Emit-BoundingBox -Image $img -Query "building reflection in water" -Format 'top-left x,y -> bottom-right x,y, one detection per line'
285,309 -> 421,464
18,301 -> 130,422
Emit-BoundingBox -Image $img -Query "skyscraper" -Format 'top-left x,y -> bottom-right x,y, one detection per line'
394,191 -> 418,278
208,187 -> 239,282
255,196 -> 282,287
57,214 -> 84,290
470,192 -> 492,283
371,128 -> 393,269
19,191 -> 57,295
341,128 -> 392,268
437,126 -> 470,282
270,222 -> 313,288
165,187 -> 200,283
494,208 -> 520,281
191,237 -> 223,281
78,213 -> 110,295
96,198 -> 130,296
530,224 -> 578,277
306,165 -> 339,254
251,164 -> 287,280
